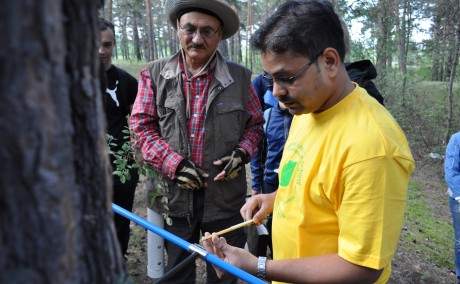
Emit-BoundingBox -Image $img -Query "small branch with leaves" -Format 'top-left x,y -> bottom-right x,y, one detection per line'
106,120 -> 171,225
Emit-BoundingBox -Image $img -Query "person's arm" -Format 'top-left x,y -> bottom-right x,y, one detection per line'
213,84 -> 264,181
445,133 -> 460,196
202,235 -> 382,283
252,74 -> 266,107
250,136 -> 265,195
227,156 -> 409,283
129,67 -> 183,179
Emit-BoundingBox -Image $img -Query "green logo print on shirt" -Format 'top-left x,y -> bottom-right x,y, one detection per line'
279,160 -> 297,187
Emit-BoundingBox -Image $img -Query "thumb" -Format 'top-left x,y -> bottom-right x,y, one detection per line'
212,235 -> 229,257
214,152 -> 232,166
251,212 -> 265,225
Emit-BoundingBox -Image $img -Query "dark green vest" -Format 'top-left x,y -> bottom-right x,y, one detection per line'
147,51 -> 252,222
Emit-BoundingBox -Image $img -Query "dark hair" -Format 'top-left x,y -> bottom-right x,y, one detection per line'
99,17 -> 115,34
250,0 -> 345,62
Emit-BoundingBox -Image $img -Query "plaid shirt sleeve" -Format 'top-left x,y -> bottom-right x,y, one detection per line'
130,67 -> 183,180
237,84 -> 264,159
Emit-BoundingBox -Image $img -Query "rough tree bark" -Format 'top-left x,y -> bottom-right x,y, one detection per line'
132,9 -> 142,61
445,13 -> 460,143
376,0 -> 390,73
145,0 -> 156,61
0,1 -> 127,283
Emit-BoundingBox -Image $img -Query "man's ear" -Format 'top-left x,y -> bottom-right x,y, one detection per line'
321,47 -> 341,78
176,19 -> 181,33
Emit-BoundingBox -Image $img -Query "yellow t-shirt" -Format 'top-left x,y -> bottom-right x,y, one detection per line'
272,85 -> 415,283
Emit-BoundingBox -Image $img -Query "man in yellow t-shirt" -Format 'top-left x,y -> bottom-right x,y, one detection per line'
203,1 -> 415,283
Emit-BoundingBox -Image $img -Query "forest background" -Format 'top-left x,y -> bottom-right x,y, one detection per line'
2,0 -> 460,283
97,0 -> 460,282
101,0 -> 460,144
101,0 -> 460,282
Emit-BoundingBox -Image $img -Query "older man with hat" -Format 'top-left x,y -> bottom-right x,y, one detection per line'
130,0 -> 264,283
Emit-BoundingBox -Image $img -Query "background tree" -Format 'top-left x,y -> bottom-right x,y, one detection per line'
145,0 -> 156,61
444,1 -> 460,141
0,0 -> 128,283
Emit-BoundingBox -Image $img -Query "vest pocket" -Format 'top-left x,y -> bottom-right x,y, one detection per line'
214,101 -> 245,150
157,105 -> 182,153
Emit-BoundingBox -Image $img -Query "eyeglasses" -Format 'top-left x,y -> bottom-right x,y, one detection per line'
263,50 -> 324,88
180,25 -> 222,39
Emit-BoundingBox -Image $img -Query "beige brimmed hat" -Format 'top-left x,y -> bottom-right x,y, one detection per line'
165,0 -> 239,40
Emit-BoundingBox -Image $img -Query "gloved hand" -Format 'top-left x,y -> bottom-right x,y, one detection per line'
455,197 -> 460,203
175,159 -> 207,190
213,148 -> 249,181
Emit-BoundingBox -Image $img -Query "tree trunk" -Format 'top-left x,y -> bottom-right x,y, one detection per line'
246,0 -> 253,70
146,0 -> 155,61
108,0 -> 113,22
431,14 -> 443,81
397,0 -> 407,74
445,13 -> 460,142
132,10 -> 142,61
120,11 -> 129,60
0,1 -> 127,283
376,0 -> 389,73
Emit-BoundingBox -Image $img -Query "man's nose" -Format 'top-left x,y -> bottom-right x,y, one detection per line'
191,32 -> 205,43
272,83 -> 287,99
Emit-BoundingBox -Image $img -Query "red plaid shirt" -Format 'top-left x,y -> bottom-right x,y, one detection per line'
131,55 -> 263,180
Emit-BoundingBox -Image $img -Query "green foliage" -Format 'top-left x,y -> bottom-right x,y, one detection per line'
348,40 -> 376,62
112,59 -> 145,77
106,128 -> 156,183
106,118 -> 172,225
374,66 -> 460,156
400,180 -> 453,268
147,171 -> 173,226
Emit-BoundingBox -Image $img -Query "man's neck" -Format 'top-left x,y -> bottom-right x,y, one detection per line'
185,58 -> 209,76
105,63 -> 113,71
181,49 -> 216,78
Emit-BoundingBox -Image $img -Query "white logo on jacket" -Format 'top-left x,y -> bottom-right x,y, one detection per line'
106,80 -> 120,107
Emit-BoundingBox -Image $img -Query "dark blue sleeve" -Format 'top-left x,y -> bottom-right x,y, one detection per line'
252,74 -> 266,108
250,133 -> 265,191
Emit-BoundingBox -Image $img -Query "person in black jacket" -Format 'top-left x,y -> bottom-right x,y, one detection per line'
346,60 -> 384,106
99,17 -> 139,259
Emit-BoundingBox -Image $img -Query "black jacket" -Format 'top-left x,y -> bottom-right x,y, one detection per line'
345,60 -> 385,106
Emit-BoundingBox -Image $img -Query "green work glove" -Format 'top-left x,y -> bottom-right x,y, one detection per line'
215,148 -> 249,181
175,159 -> 206,190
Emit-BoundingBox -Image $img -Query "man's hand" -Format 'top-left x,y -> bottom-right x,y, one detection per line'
455,197 -> 460,203
214,148 -> 249,181
201,233 -> 258,279
241,191 -> 277,225
175,159 -> 208,190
